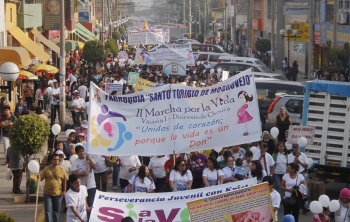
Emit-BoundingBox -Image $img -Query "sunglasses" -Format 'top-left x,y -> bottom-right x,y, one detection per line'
180,164 -> 186,166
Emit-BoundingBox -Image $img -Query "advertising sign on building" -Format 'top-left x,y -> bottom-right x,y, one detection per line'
78,5 -> 90,22
286,23 -> 309,42
283,5 -> 310,15
43,0 -> 61,30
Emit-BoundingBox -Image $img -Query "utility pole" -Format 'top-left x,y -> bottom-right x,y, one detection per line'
333,0 -> 338,48
198,0 -> 201,35
108,0 -> 112,38
232,0 -> 237,54
246,0 -> 252,56
189,0 -> 192,38
224,1 -> 227,52
204,0 -> 207,36
59,0 -> 66,128
308,0 -> 314,79
271,0 -> 275,71
183,0 -> 186,25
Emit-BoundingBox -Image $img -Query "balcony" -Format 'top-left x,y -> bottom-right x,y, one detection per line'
18,3 -> 42,29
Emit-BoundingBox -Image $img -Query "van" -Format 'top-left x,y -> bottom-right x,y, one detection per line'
218,56 -> 266,66
214,62 -> 274,73
194,52 -> 231,67
254,79 -> 304,131
191,44 -> 225,53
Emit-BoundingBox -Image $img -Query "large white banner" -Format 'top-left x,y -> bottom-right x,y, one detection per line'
134,43 -> 195,66
90,178 -> 257,222
128,29 -> 164,45
87,69 -> 261,156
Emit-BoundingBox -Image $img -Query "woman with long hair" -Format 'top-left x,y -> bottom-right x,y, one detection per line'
273,142 -> 288,197
281,163 -> 307,222
48,141 -> 65,163
126,165 -> 155,193
169,159 -> 193,192
248,160 -> 267,184
202,157 -> 224,187
222,156 -> 235,183
64,131 -> 77,160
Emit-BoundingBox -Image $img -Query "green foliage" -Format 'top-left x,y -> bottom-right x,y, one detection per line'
82,40 -> 104,63
0,212 -> 15,222
8,115 -> 50,157
197,34 -> 204,44
324,47 -> 348,74
255,39 -> 271,53
104,39 -> 119,58
344,42 -> 350,54
118,26 -> 126,35
113,31 -> 122,41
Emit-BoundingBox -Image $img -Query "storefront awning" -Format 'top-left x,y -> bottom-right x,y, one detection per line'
8,27 -> 50,62
0,47 -> 32,68
31,29 -> 60,54
75,31 -> 88,42
76,22 -> 96,41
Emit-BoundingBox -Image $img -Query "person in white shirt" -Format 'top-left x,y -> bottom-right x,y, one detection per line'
35,85 -> 44,109
203,61 -> 212,69
253,142 -> 275,176
202,156 -> 224,187
222,156 -> 235,183
148,155 -> 168,193
78,81 -> 88,100
65,174 -> 92,222
273,142 -> 288,197
287,144 -> 309,212
262,176 -> 281,221
247,160 -> 267,184
71,145 -> 96,218
44,80 -> 53,115
72,91 -> 86,126
334,188 -> 350,222
169,159 -> 193,192
68,71 -> 78,85
243,150 -> 253,176
119,155 -> 142,191
127,165 -> 155,193
50,80 -> 60,123
90,154 -> 110,192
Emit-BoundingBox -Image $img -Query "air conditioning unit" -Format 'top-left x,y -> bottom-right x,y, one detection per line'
338,13 -> 348,24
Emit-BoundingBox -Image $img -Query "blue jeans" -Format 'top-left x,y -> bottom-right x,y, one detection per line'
274,174 -> 284,198
87,188 -> 96,219
113,163 -> 119,187
43,193 -> 62,222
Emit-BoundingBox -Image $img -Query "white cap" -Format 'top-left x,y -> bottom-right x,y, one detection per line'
52,79 -> 58,83
48,80 -> 53,85
55,150 -> 66,158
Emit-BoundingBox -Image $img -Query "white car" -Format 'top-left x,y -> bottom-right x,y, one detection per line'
175,39 -> 201,44
254,73 -> 288,81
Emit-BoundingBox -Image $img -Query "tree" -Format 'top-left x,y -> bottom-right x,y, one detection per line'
255,39 -> 271,53
104,39 -> 119,58
113,31 -> 122,41
0,212 -> 15,222
8,114 -> 50,203
82,40 -> 104,63
118,26 -> 126,36
323,41 -> 349,74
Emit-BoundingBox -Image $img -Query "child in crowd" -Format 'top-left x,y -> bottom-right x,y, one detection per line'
263,176 -> 281,221
312,207 -> 330,222
330,188 -> 350,222
243,150 -> 253,177
232,158 -> 246,180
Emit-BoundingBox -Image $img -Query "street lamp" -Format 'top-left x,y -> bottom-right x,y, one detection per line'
279,26 -> 299,73
94,24 -> 109,42
0,62 -> 19,102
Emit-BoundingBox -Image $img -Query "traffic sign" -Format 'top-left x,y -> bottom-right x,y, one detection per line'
286,23 -> 309,42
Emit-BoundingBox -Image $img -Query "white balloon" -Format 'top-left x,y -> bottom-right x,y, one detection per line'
307,157 -> 314,169
270,127 -> 279,139
250,146 -> 258,155
51,124 -> 61,135
210,69 -> 215,74
318,195 -> 330,208
310,201 -> 323,214
298,137 -> 308,147
70,154 -> 78,163
285,142 -> 293,150
28,160 -> 40,174
201,61 -> 204,65
329,200 -> 341,212
6,168 -> 12,181
196,61 -> 200,66
217,68 -> 222,74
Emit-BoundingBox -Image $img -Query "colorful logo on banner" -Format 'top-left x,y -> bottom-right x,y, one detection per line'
163,59 -> 187,76
117,51 -> 129,60
105,83 -> 123,95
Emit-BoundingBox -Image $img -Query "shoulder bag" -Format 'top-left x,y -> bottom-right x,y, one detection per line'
283,174 -> 301,206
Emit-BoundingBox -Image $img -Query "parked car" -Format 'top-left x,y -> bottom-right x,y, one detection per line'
191,44 -> 225,53
176,39 -> 201,44
218,56 -> 265,66
254,79 -> 304,131
214,62 -> 274,73
254,73 -> 288,81
194,52 -> 231,67
266,94 -> 304,130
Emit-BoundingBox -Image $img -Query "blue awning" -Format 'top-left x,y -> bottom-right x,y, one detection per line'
305,80 -> 350,98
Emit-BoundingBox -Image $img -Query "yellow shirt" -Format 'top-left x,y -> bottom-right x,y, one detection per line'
40,166 -> 68,196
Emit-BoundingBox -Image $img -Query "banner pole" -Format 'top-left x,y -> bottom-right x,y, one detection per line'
173,150 -> 176,167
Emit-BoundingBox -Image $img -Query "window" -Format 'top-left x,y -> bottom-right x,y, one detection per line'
294,42 -> 305,54
285,99 -> 303,114
339,1 -> 344,9
345,0 -> 350,9
209,55 -> 220,62
326,4 -> 335,22
197,54 -> 208,61
315,0 -> 321,23
254,0 -> 261,18
267,0 -> 272,19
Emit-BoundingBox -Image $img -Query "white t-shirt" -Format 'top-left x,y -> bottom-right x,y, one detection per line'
222,166 -> 234,179
202,168 -> 224,186
169,170 -> 193,191
50,87 -> 60,105
270,189 -> 281,221
90,155 -> 109,173
335,202 -> 350,222
148,156 -> 168,178
72,97 -> 85,112
287,152 -> 309,173
65,185 -> 88,222
247,170 -> 267,184
275,153 -> 288,174
59,160 -> 71,179
68,73 -> 77,84
282,173 -> 305,198
128,175 -> 155,193
78,85 -> 88,99
253,152 -> 275,175
71,157 -> 96,189
119,156 -> 142,180
242,160 -> 251,175
36,88 -> 44,100
82,102 -> 89,115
